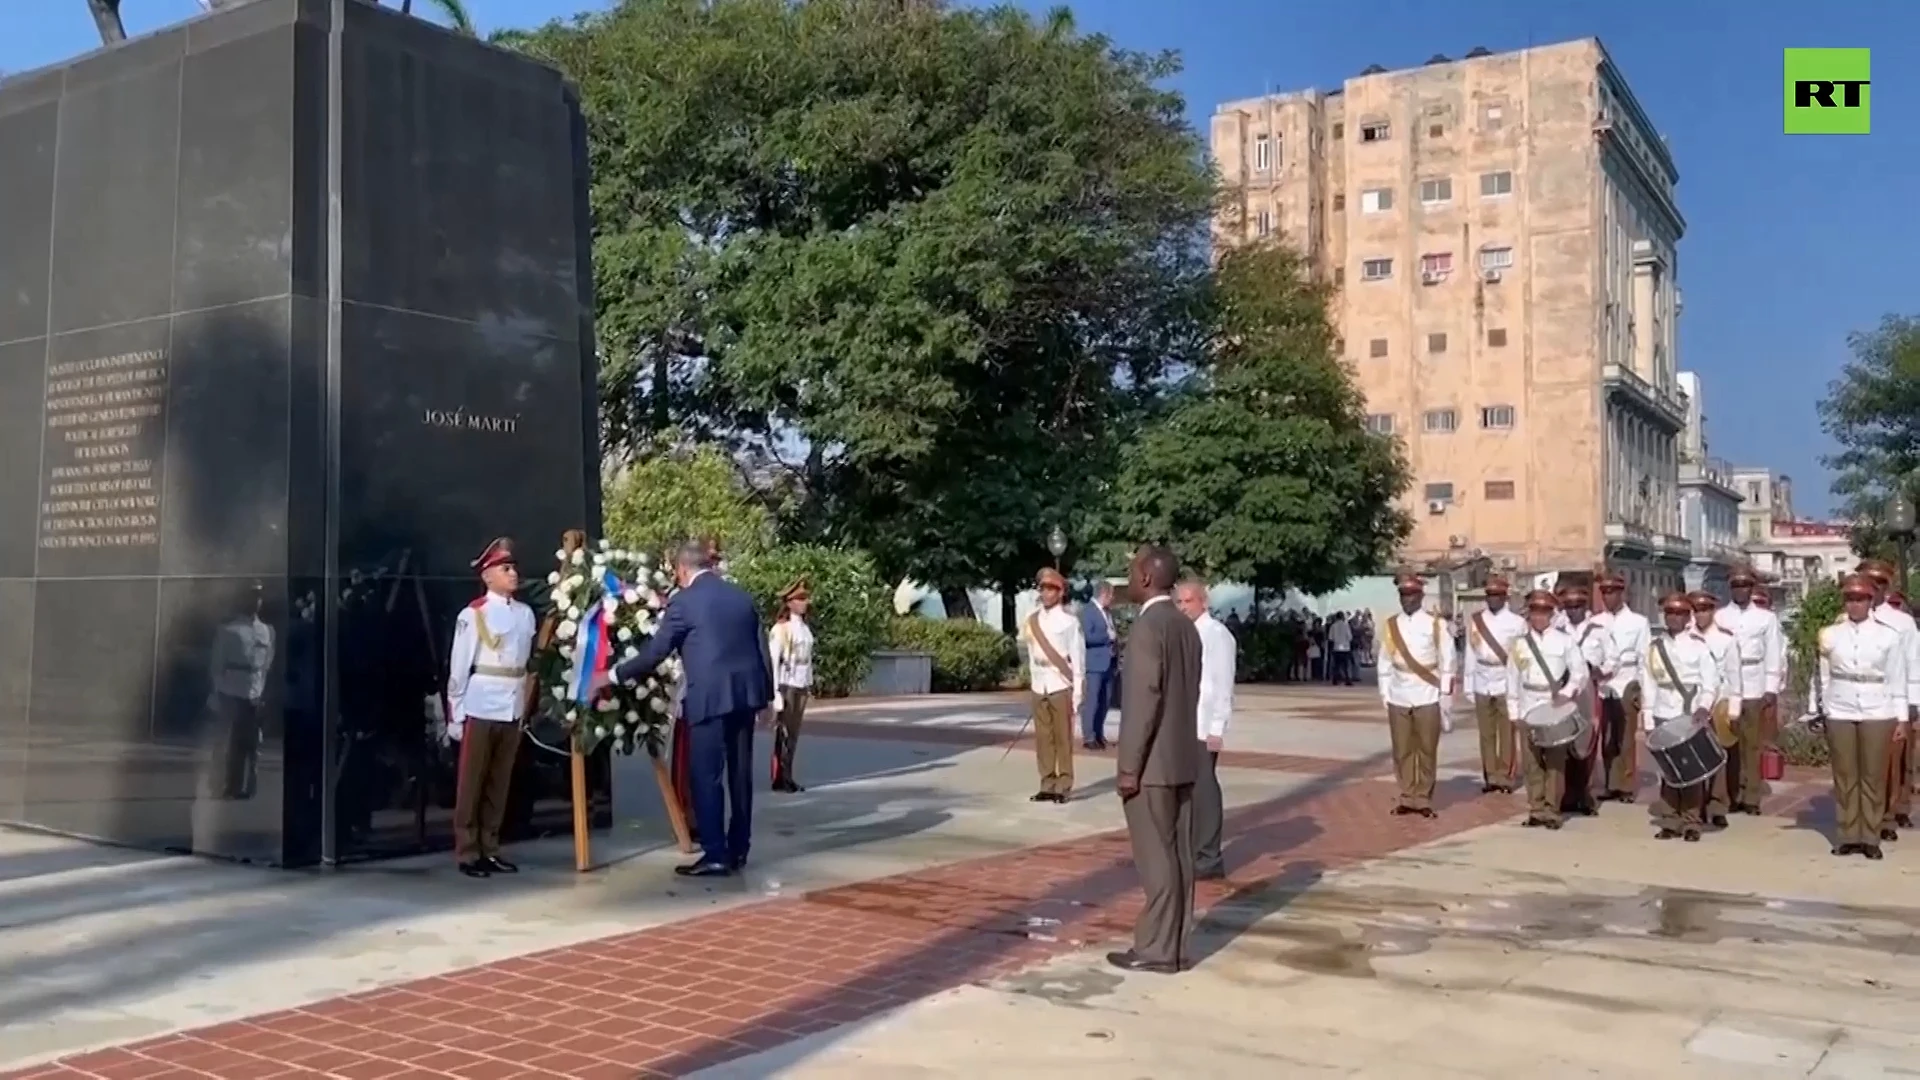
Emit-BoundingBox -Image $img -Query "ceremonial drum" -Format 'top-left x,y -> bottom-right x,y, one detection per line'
1647,717 -> 1727,788
1523,700 -> 1587,749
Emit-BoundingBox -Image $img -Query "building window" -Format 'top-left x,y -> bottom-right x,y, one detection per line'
1747,518 -> 1764,541
1332,193 -> 1345,211
1366,413 -> 1395,435
1369,337 -> 1388,358
1428,122 -> 1445,138
1423,408 -> 1458,433
1480,170 -> 1514,197
1746,481 -> 1762,502
1480,404 -> 1515,429
1424,482 -> 1455,502
1428,332 -> 1448,354
1361,188 -> 1393,213
1255,208 -> 1272,237
1331,121 -> 1344,140
1333,267 -> 1344,286
1487,327 -> 1508,347
1484,479 -> 1516,500
1360,121 -> 1390,143
1419,177 -> 1453,205
1479,246 -> 1514,272
1482,103 -> 1505,131
1253,134 -> 1272,172
1419,252 -> 1452,282
1361,258 -> 1393,281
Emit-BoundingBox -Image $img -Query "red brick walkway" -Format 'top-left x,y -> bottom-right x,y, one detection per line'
9,763 -> 1519,1080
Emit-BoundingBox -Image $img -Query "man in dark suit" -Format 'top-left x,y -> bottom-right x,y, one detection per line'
605,541 -> 773,877
1079,581 -> 1118,750
1109,545 -> 1202,974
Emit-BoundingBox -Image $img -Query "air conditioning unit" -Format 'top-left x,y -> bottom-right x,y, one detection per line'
1447,534 -> 1468,548
1420,270 -> 1447,285
1427,499 -> 1449,515
1481,269 -> 1504,283
1497,555 -> 1519,570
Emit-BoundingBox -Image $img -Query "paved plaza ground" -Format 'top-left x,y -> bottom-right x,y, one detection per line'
2,685 -> 1916,1079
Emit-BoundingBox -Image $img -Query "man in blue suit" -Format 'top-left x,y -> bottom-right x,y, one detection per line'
1080,581 -> 1118,750
604,541 -> 773,877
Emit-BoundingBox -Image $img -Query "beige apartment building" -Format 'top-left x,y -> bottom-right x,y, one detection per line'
1211,39 -> 1690,612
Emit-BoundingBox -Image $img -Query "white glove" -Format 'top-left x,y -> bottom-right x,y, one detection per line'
445,719 -> 464,744
1641,713 -> 1655,732
1440,709 -> 1454,734
772,691 -> 785,715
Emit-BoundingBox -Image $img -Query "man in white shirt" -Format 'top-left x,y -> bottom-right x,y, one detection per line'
1690,591 -> 1744,829
1817,573 -> 1909,859
1023,567 -> 1086,803
1642,593 -> 1721,842
210,583 -> 276,800
1507,589 -> 1588,829
1465,577 -> 1527,794
1594,573 -> 1651,803
1715,567 -> 1784,815
1326,613 -> 1355,685
446,538 -> 538,878
1176,579 -> 1237,880
1378,574 -> 1457,818
1558,583 -> 1618,817
1858,559 -> 1919,836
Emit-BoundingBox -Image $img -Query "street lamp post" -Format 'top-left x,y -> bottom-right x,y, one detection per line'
1889,492 -> 1916,591
1046,526 -> 1068,570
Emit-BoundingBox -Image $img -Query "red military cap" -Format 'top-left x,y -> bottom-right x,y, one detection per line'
1598,571 -> 1625,592
1841,573 -> 1876,601
471,537 -> 516,573
1888,591 -> 1908,611
1857,559 -> 1895,585
1484,576 -> 1510,596
1688,590 -> 1718,611
1396,573 -> 1426,595
1523,589 -> 1557,611
1035,567 -> 1067,590
1660,592 -> 1692,616
1728,566 -> 1758,587
1751,589 -> 1773,609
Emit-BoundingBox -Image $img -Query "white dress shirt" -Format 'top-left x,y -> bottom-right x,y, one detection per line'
446,591 -> 537,724
1641,631 -> 1721,731
1465,606 -> 1528,698
1503,627 -> 1589,721
770,616 -> 815,690
1194,612 -> 1238,742
1817,617 -> 1909,722
1378,609 -> 1457,708
210,614 -> 275,702
1691,623 -> 1743,714
1872,601 -> 1920,707
1595,606 -> 1651,697
1025,602 -> 1087,711
1715,602 -> 1784,701
1563,613 -> 1619,683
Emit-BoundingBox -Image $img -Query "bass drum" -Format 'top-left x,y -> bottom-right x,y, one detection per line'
1647,716 -> 1727,788
1523,699 -> 1588,750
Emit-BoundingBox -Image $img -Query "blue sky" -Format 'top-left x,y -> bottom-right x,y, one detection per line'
8,0 -> 1913,517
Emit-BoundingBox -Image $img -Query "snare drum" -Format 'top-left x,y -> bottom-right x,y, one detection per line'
1646,716 -> 1727,788
1523,700 -> 1585,749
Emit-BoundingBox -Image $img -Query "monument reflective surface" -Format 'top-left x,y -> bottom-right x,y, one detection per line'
0,0 -> 601,867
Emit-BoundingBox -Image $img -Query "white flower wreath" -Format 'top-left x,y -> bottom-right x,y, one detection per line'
532,539 -> 679,755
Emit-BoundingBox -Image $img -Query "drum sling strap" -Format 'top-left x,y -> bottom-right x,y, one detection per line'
1650,640 -> 1697,716
1471,611 -> 1509,665
1521,634 -> 1570,692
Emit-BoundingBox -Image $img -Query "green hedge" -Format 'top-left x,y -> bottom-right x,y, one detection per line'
1776,721 -> 1831,769
887,617 -> 1018,692
1230,622 -> 1305,682
731,545 -> 889,697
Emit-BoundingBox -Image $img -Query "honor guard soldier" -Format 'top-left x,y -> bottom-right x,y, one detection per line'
1378,574 -> 1457,817
1558,583 -> 1618,816
768,578 -> 816,793
1857,560 -> 1920,837
1817,574 -> 1909,859
1507,590 -> 1588,829
1715,567 -> 1784,816
1023,567 -> 1086,803
1466,576 -> 1527,794
446,538 -> 537,878
1644,593 -> 1722,842
1594,572 -> 1650,803
1688,591 -> 1743,827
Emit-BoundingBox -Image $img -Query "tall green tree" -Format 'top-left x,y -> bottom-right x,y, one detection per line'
602,442 -> 779,561
1103,243 -> 1412,596
1820,315 -> 1920,544
508,0 -> 1214,604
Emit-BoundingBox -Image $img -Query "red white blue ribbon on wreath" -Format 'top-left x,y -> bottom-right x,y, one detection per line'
565,569 -> 624,704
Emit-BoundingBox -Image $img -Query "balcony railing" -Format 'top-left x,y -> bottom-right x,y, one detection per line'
1603,362 -> 1688,430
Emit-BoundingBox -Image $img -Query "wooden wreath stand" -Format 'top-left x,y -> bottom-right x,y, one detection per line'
532,530 -> 694,872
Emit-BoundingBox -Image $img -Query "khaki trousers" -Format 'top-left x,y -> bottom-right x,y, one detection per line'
453,719 -> 521,861
1828,720 -> 1896,848
1728,698 -> 1768,807
773,686 -> 810,785
1888,731 -> 1912,818
1388,703 -> 1442,810
1474,693 -> 1516,786
1601,684 -> 1642,795
1031,690 -> 1075,795
1650,781 -> 1706,831
1522,734 -> 1567,823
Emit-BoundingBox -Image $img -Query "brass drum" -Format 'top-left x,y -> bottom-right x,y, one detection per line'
1710,699 -> 1737,747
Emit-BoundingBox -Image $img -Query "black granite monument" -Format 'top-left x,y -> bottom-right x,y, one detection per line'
0,0 -> 604,867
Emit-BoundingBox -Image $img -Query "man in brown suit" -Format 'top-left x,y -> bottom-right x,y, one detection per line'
1108,545 -> 1203,974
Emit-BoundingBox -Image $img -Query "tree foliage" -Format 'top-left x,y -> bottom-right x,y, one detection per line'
602,442 -> 776,560
730,545 -> 890,695
1820,315 -> 1920,524
509,0 -> 1215,595
1103,243 -> 1412,594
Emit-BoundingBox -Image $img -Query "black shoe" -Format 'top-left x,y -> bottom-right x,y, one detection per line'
458,860 -> 491,878
1196,866 -> 1226,881
1416,808 -> 1437,819
1683,830 -> 1701,842
674,859 -> 733,878
1615,793 -> 1636,805
1833,843 -> 1857,857
1095,738 -> 1110,750
1863,846 -> 1885,860
1655,828 -> 1679,840
1736,804 -> 1764,816
1882,827 -> 1899,842
1543,819 -> 1562,830
1030,792 -> 1053,802
1106,950 -> 1179,974
1709,815 -> 1730,829
1392,805 -> 1415,816
484,856 -> 518,874
1897,814 -> 1915,829
1482,783 -> 1500,795
1523,817 -> 1543,828
1082,740 -> 1098,750
729,854 -> 749,871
